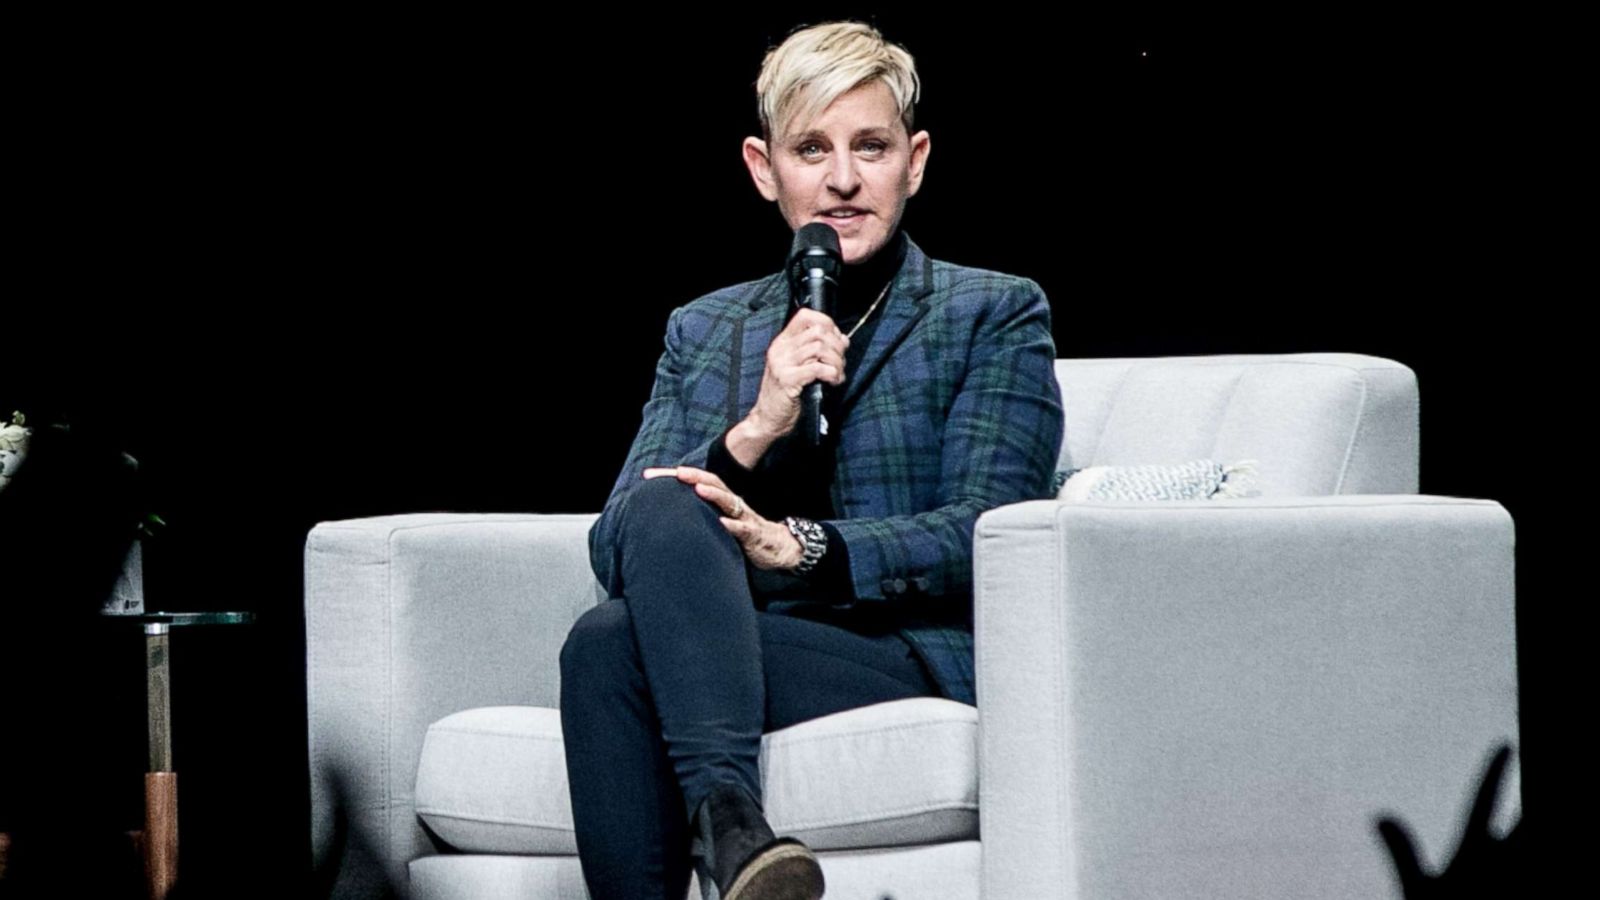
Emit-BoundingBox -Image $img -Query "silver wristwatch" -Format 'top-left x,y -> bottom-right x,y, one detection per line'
783,516 -> 827,574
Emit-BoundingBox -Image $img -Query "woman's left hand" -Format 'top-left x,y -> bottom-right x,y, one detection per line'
642,466 -> 803,571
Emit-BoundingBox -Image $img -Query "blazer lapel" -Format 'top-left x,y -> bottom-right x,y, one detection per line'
837,236 -> 935,416
737,234 -> 936,420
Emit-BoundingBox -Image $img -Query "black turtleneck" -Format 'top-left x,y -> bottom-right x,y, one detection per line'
704,228 -> 909,609
831,226 -> 908,333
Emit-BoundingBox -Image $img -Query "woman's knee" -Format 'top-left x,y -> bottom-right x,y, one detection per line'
559,600 -> 636,678
620,474 -> 714,532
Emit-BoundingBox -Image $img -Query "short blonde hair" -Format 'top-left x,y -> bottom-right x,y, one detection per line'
755,21 -> 920,144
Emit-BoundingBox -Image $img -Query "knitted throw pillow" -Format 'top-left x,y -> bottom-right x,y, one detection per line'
1052,459 -> 1259,501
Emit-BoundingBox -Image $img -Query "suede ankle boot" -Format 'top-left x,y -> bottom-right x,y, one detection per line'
691,782 -> 825,900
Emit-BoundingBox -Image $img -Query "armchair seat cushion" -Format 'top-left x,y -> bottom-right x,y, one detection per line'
415,696 -> 979,855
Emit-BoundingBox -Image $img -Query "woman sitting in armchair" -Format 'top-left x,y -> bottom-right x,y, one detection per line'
563,20 -> 1064,900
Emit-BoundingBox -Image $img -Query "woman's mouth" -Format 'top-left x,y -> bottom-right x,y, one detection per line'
820,209 -> 868,228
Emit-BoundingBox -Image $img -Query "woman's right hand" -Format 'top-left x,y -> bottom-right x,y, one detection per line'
747,308 -> 850,440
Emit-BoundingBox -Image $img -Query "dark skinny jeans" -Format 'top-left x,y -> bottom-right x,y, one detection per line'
559,475 -> 942,899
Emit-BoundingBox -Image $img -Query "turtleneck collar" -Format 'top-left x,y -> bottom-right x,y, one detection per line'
836,228 -> 908,321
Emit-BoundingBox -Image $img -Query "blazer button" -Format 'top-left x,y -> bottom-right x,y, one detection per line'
881,578 -> 900,594
910,576 -> 930,592
892,578 -> 907,593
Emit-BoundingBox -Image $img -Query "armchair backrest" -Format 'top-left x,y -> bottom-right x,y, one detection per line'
1052,353 -> 1417,496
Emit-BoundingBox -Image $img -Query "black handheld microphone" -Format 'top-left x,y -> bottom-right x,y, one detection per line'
786,223 -> 842,448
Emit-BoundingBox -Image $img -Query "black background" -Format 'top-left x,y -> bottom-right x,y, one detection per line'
6,9 -> 1576,895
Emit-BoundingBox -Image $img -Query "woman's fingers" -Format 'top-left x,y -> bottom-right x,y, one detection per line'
692,480 -> 740,515
671,465 -> 730,493
641,465 -> 733,496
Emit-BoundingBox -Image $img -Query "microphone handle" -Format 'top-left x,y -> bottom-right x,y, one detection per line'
803,379 -> 823,448
802,272 -> 831,448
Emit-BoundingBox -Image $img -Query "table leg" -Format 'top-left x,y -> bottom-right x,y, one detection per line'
144,773 -> 178,899
145,623 -> 177,899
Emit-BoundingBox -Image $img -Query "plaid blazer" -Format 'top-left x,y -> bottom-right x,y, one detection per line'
588,234 -> 1064,706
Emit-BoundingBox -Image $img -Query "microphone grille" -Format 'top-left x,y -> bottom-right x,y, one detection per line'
791,222 -> 841,259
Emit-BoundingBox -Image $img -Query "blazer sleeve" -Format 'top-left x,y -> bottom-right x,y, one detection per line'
588,305 -> 727,597
821,278 -> 1064,604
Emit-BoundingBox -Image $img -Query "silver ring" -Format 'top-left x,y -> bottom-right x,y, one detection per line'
731,497 -> 745,518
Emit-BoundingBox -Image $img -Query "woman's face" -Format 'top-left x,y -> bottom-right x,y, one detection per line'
745,79 -> 931,265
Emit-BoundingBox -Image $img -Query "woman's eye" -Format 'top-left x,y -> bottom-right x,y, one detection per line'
860,141 -> 888,154
798,144 -> 824,159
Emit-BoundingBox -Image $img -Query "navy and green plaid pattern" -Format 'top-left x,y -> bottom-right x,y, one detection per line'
589,235 -> 1064,706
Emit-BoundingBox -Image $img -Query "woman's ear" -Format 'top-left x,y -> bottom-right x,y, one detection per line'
743,136 -> 780,202
907,130 -> 931,197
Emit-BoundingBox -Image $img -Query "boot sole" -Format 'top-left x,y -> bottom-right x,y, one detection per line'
724,841 -> 825,900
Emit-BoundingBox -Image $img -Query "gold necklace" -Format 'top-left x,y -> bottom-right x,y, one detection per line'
844,280 -> 892,340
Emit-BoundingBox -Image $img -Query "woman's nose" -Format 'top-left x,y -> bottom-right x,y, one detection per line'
826,153 -> 861,195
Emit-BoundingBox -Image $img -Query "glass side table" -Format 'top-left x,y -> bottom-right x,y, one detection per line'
101,611 -> 255,900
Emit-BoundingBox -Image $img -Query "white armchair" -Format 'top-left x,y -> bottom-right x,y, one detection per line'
306,352 -> 1518,899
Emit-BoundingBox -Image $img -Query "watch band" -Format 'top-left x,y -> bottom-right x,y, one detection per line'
783,515 -> 827,574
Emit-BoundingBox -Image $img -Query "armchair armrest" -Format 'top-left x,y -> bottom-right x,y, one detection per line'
974,495 -> 1518,900
306,513 -> 603,897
